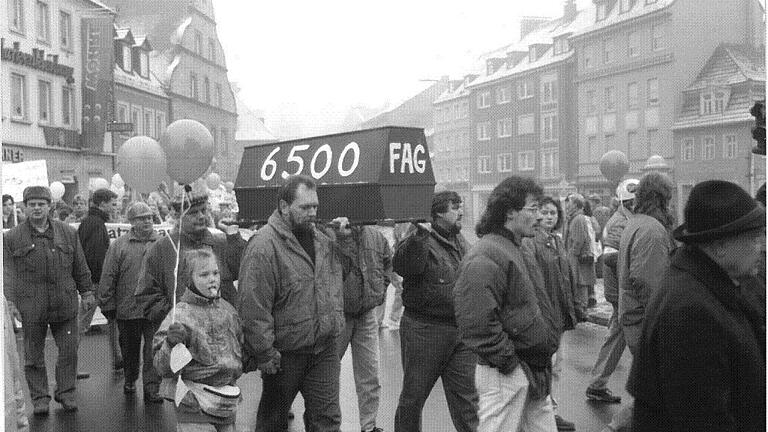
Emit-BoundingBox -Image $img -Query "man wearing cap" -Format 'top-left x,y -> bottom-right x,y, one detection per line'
3,186 -> 93,414
98,202 -> 162,400
393,190 -> 478,432
586,179 -> 638,404
135,189 -> 245,358
628,180 -> 766,431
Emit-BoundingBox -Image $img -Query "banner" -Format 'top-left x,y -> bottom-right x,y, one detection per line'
2,160 -> 49,202
81,16 -> 114,153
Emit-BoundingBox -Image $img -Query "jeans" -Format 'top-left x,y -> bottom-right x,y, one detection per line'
394,315 -> 478,432
23,318 -> 78,403
475,364 -> 556,432
255,341 -> 341,432
588,302 -> 626,391
337,310 -> 381,431
117,319 -> 160,394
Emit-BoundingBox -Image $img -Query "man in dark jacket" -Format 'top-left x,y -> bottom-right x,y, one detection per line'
393,191 -> 478,432
3,186 -> 94,414
454,177 -> 560,431
77,188 -> 121,370
629,180 -> 765,431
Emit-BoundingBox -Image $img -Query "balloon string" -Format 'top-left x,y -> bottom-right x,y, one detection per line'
170,188 -> 190,323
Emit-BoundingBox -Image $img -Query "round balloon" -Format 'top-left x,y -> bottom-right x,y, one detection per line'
110,183 -> 125,200
599,150 -> 629,183
160,119 -> 214,184
111,173 -> 125,188
90,177 -> 110,191
50,181 -> 66,200
117,136 -> 168,194
206,173 -> 221,190
224,181 -> 234,193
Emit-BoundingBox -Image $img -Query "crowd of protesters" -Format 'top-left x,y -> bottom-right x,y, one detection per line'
4,171 -> 765,432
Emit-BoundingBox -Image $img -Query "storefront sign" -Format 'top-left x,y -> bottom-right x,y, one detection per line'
106,122 -> 134,132
41,126 -> 80,149
81,17 -> 114,153
2,147 -> 24,162
0,38 -> 74,82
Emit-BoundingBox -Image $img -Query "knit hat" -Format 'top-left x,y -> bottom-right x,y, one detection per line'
170,188 -> 208,212
23,186 -> 52,203
126,202 -> 154,220
673,180 -> 766,243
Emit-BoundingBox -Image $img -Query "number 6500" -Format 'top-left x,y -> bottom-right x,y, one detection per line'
260,142 -> 361,181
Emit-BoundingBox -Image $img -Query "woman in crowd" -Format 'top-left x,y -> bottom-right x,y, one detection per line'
65,194 -> 89,223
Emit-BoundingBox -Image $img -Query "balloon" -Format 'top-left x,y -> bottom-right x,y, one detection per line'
206,173 -> 221,190
160,119 -> 214,184
90,177 -> 109,191
599,150 -> 629,183
224,181 -> 234,193
110,183 -> 125,200
50,181 -> 66,200
111,173 -> 125,188
117,136 -> 168,194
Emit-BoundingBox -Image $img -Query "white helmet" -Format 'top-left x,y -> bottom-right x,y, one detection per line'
616,178 -> 639,201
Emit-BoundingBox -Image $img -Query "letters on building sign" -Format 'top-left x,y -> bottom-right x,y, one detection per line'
41,126 -> 80,149
0,39 -> 75,83
2,148 -> 24,163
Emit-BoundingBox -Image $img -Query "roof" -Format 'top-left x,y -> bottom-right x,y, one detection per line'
360,80 -> 451,129
102,0 -> 194,53
571,0 -> 675,38
114,63 -> 167,98
235,96 -> 278,142
685,44 -> 765,90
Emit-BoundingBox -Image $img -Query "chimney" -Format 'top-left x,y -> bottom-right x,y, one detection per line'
563,0 -> 578,21
520,16 -> 551,40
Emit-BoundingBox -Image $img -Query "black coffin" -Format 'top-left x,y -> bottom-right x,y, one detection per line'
235,126 -> 435,223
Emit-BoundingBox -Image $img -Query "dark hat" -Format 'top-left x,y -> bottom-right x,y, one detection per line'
170,189 -> 208,212
126,202 -> 154,220
23,185 -> 52,203
673,180 -> 766,243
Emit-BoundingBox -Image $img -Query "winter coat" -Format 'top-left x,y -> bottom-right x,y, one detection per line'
337,226 -> 392,316
135,228 -> 246,324
564,212 -> 596,286
522,229 -> 577,332
3,220 -> 92,323
617,214 -> 675,353
628,245 -> 765,432
78,207 -> 111,285
592,205 -> 612,239
153,290 -> 243,425
601,205 -> 633,303
236,210 -> 346,366
454,230 -> 560,374
393,224 -> 469,325
97,229 -> 160,320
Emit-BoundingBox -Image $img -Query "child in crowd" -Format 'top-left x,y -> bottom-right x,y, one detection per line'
153,249 -> 243,432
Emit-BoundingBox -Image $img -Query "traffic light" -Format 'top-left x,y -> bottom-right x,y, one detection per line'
750,100 -> 765,155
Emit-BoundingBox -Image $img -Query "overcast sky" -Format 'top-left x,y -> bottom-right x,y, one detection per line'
214,0 -> 592,137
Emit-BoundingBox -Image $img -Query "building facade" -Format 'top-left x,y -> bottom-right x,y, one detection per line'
2,0 -> 115,201
570,0 -> 765,199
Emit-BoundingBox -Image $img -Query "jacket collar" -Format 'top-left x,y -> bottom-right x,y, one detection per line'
88,206 -> 110,222
431,224 -> 468,255
169,226 -> 216,247
180,288 -> 218,305
127,227 -> 160,242
26,219 -> 54,239
492,227 -> 522,247
672,245 -> 741,310
267,210 -> 325,267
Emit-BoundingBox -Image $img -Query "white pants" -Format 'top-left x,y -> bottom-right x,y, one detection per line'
475,364 -> 557,432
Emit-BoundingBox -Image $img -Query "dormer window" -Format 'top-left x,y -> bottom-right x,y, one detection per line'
554,37 -> 570,55
700,89 -> 729,115
596,2 -> 608,21
122,44 -> 132,72
139,51 -> 149,77
529,47 -> 536,63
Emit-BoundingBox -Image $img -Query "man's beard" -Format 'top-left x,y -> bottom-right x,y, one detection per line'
290,212 -> 315,233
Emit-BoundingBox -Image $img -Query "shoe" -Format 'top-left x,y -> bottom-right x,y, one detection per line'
32,400 -> 49,415
586,387 -> 622,403
555,415 -> 576,431
588,297 -> 597,308
55,397 -> 78,412
76,371 -> 90,379
144,392 -> 164,404
124,382 -> 136,394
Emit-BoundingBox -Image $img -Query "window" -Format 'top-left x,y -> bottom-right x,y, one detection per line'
139,51 -> 149,77
724,134 -> 737,159
627,82 -> 639,109
443,108 -> 452,123
518,114 -> 535,135
131,106 -> 142,135
208,39 -> 217,62
215,84 -> 223,107
651,24 -> 665,51
36,1 -> 50,43
478,156 -> 491,174
604,86 -> 616,112
541,148 -> 559,179
10,0 -> 25,33
587,90 -> 597,113
143,109 -> 153,138
518,81 -> 533,99
714,92 -> 726,113
62,87 -> 73,125
204,77 -> 211,104
194,30 -> 203,55
588,136 -> 598,160
518,151 -> 535,171
703,136 -> 715,160
701,93 -> 713,115
116,102 -> 129,123
59,11 -> 72,49
542,112 -> 558,141
122,44 -> 132,72
541,76 -> 558,104
38,80 -> 52,123
647,129 -> 659,155
620,0 -> 633,12
190,73 -> 199,99
647,78 -> 659,106
603,38 -> 615,64
681,138 -> 694,161
596,2 -> 608,20
460,101 -> 469,118
498,118 -> 512,137
453,103 -> 460,119
496,87 -> 511,104
477,122 -> 491,141
627,131 -> 639,157
627,31 -> 640,57
584,45 -> 596,69
477,91 -> 490,108
11,73 -> 27,120
498,153 -> 513,172
220,129 -> 228,156
554,37 -> 569,55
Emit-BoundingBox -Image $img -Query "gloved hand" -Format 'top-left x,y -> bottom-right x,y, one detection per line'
257,352 -> 281,375
80,292 -> 97,312
166,322 -> 188,347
